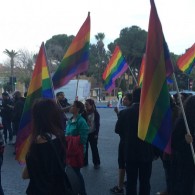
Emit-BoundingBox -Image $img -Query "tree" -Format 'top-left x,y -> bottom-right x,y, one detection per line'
15,49 -> 35,90
94,33 -> 109,82
3,49 -> 18,92
108,26 -> 147,86
45,34 -> 74,72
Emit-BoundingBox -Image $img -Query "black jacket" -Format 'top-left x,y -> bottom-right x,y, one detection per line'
0,98 -> 13,121
12,97 -> 25,123
172,117 -> 195,166
115,109 -> 127,139
122,103 -> 156,162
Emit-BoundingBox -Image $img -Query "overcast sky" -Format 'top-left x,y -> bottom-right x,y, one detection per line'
0,0 -> 194,63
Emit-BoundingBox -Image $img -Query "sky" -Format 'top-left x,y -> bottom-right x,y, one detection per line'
0,0 -> 195,63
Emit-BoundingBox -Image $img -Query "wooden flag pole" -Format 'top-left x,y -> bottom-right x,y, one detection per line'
172,73 -> 195,164
75,75 -> 80,100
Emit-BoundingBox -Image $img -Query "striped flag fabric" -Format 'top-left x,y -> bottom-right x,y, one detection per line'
15,43 -> 55,163
138,0 -> 173,154
52,12 -> 90,89
177,43 -> 195,74
102,45 -> 128,92
138,54 -> 145,87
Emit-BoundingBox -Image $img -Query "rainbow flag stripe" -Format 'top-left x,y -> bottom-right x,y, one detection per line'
177,43 -> 195,74
15,43 -> 55,163
138,54 -> 145,87
52,13 -> 90,89
138,0 -> 173,154
102,46 -> 128,92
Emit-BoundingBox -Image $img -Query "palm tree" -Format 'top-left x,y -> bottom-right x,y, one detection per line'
3,49 -> 18,92
95,33 -> 106,101
95,33 -> 105,54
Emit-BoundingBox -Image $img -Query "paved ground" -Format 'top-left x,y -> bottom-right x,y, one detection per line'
1,105 -> 166,195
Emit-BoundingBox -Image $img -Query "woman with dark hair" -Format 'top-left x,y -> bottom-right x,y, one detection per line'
22,98 -> 68,195
66,100 -> 89,195
171,95 -> 195,195
84,99 -> 100,169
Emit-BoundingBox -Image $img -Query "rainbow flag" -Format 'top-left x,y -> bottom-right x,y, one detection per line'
52,13 -> 90,89
138,0 -> 173,154
138,54 -> 145,87
102,46 -> 128,92
15,43 -> 55,163
177,43 -> 195,74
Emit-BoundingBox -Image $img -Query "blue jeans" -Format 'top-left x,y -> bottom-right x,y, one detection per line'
85,133 -> 100,166
73,168 -> 87,195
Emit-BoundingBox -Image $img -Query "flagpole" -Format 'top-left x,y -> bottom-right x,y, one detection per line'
75,75 -> 80,100
128,66 -> 138,86
172,72 -> 195,164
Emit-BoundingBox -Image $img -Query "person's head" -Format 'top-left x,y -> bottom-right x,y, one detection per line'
2,92 -> 9,100
85,99 -> 96,112
70,100 -> 85,115
122,93 -> 132,107
56,91 -> 65,101
13,91 -> 22,101
132,87 -> 141,103
32,98 -> 64,139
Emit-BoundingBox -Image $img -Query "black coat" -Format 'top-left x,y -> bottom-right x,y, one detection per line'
0,98 -> 13,121
12,97 -> 25,123
115,109 -> 128,140
172,117 -> 195,166
121,103 -> 155,163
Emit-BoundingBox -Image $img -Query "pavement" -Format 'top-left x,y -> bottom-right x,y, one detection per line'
1,105 -> 166,195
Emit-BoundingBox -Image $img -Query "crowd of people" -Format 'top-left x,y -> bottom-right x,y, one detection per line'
110,89 -> 195,195
0,89 -> 195,195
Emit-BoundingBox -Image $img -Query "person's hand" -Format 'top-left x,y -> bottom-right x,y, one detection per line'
185,133 -> 193,144
114,107 -> 119,115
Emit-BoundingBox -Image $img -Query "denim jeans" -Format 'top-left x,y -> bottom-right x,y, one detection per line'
84,133 -> 100,166
73,167 -> 87,195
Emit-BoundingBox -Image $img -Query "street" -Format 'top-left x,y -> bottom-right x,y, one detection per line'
2,106 -> 166,195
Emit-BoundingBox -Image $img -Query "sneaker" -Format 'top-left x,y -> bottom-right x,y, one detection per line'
110,186 -> 124,194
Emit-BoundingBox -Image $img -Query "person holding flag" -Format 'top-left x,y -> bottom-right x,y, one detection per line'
171,95 -> 195,195
124,88 -> 159,195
